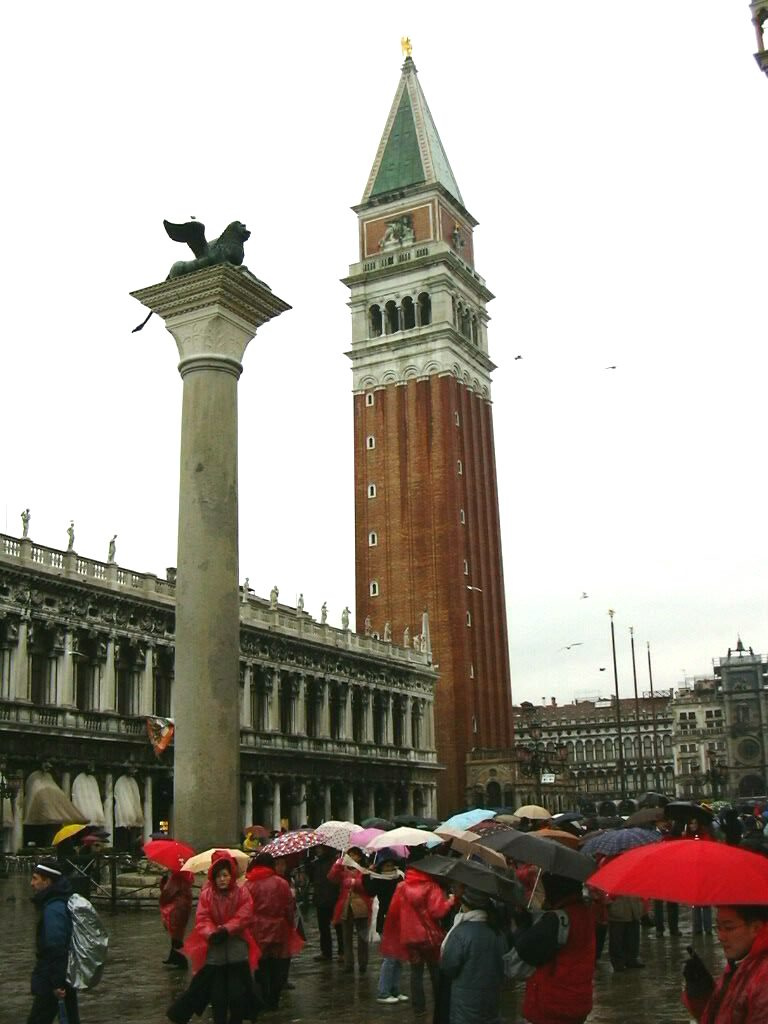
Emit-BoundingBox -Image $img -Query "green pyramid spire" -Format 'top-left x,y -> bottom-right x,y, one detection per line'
364,58 -> 463,206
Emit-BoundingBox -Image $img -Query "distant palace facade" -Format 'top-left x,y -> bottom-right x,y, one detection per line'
0,531 -> 439,850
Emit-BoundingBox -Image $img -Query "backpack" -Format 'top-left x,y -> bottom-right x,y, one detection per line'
503,909 -> 570,980
66,893 -> 109,990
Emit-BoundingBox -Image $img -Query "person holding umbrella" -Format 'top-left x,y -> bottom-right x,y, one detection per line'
510,872 -> 595,1024
244,852 -> 304,1011
683,905 -> 768,1021
439,888 -> 506,1024
159,869 -> 194,968
329,846 -> 373,974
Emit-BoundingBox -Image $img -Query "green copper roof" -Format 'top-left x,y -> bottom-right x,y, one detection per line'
371,89 -> 426,196
364,59 -> 463,206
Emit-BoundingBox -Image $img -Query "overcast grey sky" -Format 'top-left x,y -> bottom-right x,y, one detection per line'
1,2 -> 765,707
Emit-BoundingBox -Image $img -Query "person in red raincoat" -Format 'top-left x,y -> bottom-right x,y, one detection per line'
328,847 -> 374,974
683,905 -> 768,1023
244,852 -> 304,1010
167,851 -> 260,1024
159,870 -> 194,968
381,857 -> 454,1015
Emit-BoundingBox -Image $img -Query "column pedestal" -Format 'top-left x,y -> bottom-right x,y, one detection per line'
131,265 -> 289,851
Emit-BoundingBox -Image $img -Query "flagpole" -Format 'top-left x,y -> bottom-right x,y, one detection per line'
647,641 -> 661,793
609,610 -> 626,801
630,627 -> 646,793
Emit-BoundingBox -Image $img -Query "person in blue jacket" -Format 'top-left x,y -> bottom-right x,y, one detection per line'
28,858 -> 79,1024
439,888 -> 506,1024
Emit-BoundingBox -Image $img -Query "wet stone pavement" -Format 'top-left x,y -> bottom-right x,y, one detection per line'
0,875 -> 723,1024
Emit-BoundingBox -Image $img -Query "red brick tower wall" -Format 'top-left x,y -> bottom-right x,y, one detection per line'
354,374 -> 513,812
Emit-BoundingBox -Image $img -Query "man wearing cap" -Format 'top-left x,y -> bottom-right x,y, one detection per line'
28,858 -> 79,1024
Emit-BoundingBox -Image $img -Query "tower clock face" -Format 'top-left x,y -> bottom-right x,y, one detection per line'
738,738 -> 761,763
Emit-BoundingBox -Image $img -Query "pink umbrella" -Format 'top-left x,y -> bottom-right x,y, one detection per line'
350,828 -> 409,859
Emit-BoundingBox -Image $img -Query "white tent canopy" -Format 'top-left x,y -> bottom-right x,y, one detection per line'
71,773 -> 105,826
113,774 -> 143,828
24,771 -> 87,825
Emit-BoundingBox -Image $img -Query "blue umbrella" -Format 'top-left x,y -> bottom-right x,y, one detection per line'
581,827 -> 662,858
441,808 -> 496,831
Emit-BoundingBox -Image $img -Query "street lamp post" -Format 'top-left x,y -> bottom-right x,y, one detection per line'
515,723 -> 569,807
608,610 -> 627,800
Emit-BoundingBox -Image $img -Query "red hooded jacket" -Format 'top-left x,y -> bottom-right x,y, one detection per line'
380,868 -> 453,964
244,865 -> 304,958
159,870 -> 193,942
685,923 -> 768,1023
182,851 -> 260,973
328,858 -> 373,926
521,895 -> 595,1024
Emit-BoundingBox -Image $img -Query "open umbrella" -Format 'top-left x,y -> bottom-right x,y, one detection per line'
588,839 -> 768,904
244,825 -> 270,839
261,830 -> 321,858
441,809 -> 496,831
513,805 -> 552,820
664,801 -> 714,824
551,811 -> 584,824
418,853 -> 524,904
52,823 -> 88,846
625,807 -> 665,828
435,827 -> 507,868
480,829 -> 596,881
467,819 -> 512,837
534,828 -> 581,850
637,792 -> 670,809
144,838 -> 196,872
366,826 -> 442,851
361,817 -> 395,831
181,848 -> 250,877
581,827 -> 662,858
315,820 -> 360,850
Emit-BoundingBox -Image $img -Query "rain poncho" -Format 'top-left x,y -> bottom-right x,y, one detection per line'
182,851 -> 259,974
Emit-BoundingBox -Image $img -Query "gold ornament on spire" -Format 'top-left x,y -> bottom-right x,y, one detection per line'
401,36 -> 413,58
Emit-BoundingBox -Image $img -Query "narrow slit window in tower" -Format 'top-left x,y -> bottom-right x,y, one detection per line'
369,531 -> 378,547
366,435 -> 376,450
365,392 -> 375,407
369,580 -> 379,597
368,483 -> 377,498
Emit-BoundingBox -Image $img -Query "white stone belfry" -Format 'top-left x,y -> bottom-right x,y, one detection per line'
131,264 -> 290,851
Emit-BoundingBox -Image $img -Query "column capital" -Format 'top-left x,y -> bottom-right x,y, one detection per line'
131,265 -> 291,376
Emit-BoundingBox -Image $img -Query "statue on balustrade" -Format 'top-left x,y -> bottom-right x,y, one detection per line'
21,508 -> 30,538
108,535 -> 117,563
364,616 -> 372,636
341,606 -> 350,630
383,621 -> 392,642
66,521 -> 75,552
270,585 -> 279,610
321,602 -> 328,624
297,593 -> 304,614
403,626 -> 410,647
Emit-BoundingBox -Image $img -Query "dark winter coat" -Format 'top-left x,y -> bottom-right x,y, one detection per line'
363,870 -> 401,934
31,874 -> 73,996
309,851 -> 341,909
440,917 -> 506,1024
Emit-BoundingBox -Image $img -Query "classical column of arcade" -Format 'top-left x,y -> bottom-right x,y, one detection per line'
131,265 -> 289,850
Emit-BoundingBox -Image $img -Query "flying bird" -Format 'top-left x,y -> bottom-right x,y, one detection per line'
580,592 -> 589,599
514,355 -> 523,360
599,667 -> 607,672
605,365 -> 617,370
560,642 -> 583,651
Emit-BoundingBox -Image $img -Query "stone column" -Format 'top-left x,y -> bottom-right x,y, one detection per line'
295,675 -> 307,735
11,621 -> 29,702
406,784 -> 415,815
101,637 -> 117,713
323,783 -> 333,822
427,700 -> 436,750
272,780 -> 282,832
386,789 -> 395,820
143,775 -> 153,843
343,684 -> 353,741
269,671 -> 281,732
295,781 -> 307,827
244,778 -> 253,830
241,664 -> 254,729
59,633 -> 76,708
103,773 -> 115,836
363,689 -> 374,743
365,786 -> 375,819
139,645 -> 154,717
60,771 -> 71,799
11,778 -> 24,854
132,265 -> 289,851
320,681 -> 331,737
384,694 -> 393,746
345,784 -> 355,823
403,695 -> 413,748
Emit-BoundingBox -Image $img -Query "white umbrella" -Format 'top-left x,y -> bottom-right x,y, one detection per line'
365,826 -> 442,851
315,820 -> 360,850
181,848 -> 250,877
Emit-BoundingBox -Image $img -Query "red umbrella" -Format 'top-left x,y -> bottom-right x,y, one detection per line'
589,838 -> 768,904
261,829 -> 321,858
244,825 -> 270,839
144,838 -> 196,872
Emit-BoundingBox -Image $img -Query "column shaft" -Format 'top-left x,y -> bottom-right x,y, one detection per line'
11,622 -> 29,701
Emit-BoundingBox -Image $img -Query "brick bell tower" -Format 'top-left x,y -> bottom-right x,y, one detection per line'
344,50 -> 514,813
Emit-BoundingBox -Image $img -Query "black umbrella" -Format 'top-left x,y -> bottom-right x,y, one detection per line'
552,811 -> 584,824
637,792 -> 670,809
664,802 -> 714,824
361,817 -> 395,831
625,807 -> 664,828
480,829 -> 596,881
417,854 -> 524,903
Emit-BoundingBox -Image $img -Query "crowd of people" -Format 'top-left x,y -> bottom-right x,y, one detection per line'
23,799 -> 768,1024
